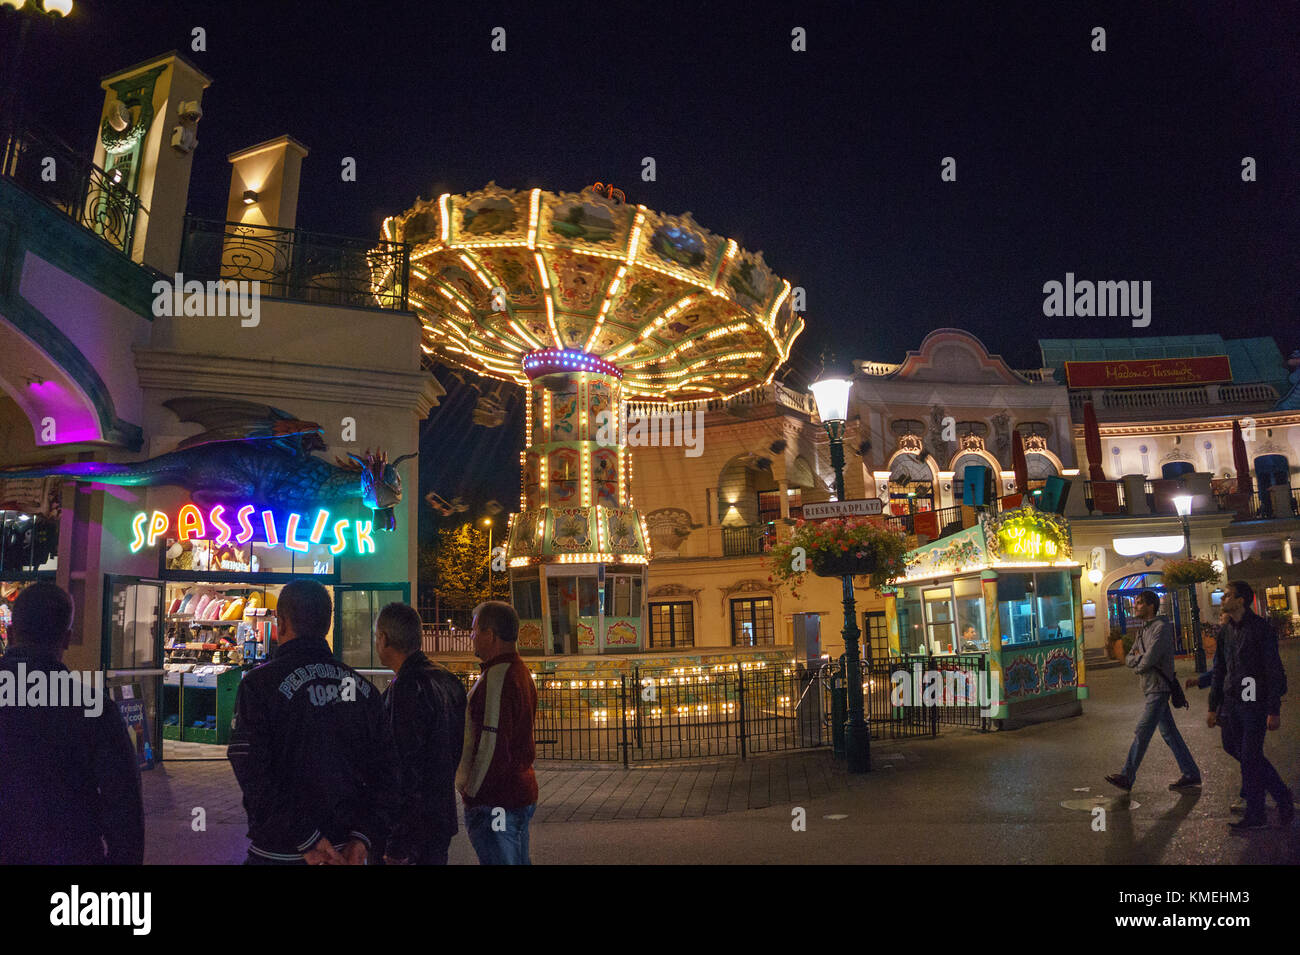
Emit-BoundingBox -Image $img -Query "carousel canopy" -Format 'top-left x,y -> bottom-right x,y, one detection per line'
381,183 -> 805,401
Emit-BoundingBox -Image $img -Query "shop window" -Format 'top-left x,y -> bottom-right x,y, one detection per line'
337,586 -> 406,670
604,574 -> 642,618
731,596 -> 774,646
650,601 -> 694,648
953,576 -> 988,651
897,586 -> 926,654
955,421 -> 989,438
758,488 -> 803,524
0,512 -> 58,573
996,571 -> 1074,646
862,610 -> 888,664
512,576 -> 542,618
579,577 -> 600,616
106,578 -> 164,670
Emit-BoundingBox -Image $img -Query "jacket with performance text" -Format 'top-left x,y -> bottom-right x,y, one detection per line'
227,637 -> 399,861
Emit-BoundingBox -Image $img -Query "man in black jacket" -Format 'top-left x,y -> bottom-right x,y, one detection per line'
228,579 -> 398,864
0,581 -> 143,864
375,602 -> 466,864
1209,580 -> 1293,831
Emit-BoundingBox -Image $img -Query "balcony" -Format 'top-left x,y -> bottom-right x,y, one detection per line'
1069,383 -> 1279,421
177,216 -> 410,311
721,524 -> 772,557
1080,480 -> 1299,521
1,124 -> 142,257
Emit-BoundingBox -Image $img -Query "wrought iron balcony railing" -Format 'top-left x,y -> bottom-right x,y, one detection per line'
178,216 -> 409,311
1,124 -> 142,256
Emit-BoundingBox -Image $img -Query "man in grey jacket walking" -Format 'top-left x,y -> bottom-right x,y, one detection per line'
1106,589 -> 1201,792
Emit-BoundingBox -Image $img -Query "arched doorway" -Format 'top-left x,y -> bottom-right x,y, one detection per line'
1106,571 -> 1187,654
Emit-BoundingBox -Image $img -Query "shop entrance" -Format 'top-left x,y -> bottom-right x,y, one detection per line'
335,583 -> 411,670
102,575 -> 166,771
1106,572 -> 1185,653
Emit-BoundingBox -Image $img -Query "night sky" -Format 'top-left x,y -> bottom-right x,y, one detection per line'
9,0 -> 1297,530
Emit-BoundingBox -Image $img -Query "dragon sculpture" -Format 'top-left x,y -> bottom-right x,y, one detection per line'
1,398 -> 416,531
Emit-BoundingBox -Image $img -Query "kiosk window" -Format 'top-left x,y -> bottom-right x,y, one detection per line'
997,572 -> 1073,646
953,576 -> 987,651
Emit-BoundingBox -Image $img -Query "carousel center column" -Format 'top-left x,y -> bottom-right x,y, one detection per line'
506,349 -> 650,655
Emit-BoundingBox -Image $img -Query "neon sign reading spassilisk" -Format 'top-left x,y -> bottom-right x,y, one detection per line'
128,503 -> 376,557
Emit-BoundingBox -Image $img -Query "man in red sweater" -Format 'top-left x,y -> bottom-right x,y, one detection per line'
456,600 -> 538,864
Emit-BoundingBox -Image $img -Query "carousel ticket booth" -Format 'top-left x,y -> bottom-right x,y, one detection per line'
885,506 -> 1086,727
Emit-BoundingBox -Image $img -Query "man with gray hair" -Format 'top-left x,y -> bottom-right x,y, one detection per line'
1106,589 -> 1201,793
457,600 -> 538,864
375,601 -> 466,864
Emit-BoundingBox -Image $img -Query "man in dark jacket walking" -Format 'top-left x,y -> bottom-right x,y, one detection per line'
375,602 -> 466,864
228,579 -> 398,864
0,581 -> 143,864
1210,580 -> 1293,830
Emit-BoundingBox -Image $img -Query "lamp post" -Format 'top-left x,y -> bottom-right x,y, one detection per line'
1172,492 -> 1207,671
483,517 -> 493,595
0,1 -> 75,146
810,354 -> 870,774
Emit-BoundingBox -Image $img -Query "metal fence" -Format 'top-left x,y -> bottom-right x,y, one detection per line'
451,654 -> 989,764
178,215 -> 409,310
1,124 -> 142,255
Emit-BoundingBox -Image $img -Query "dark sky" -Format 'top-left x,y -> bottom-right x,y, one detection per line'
10,0 -> 1297,522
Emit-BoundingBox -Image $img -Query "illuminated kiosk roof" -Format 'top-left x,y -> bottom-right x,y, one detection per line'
382,183 -> 805,401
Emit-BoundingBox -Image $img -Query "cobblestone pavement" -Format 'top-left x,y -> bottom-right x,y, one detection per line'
142,647 -> 1300,865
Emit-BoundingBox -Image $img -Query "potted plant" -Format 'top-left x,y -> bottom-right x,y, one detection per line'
767,517 -> 910,597
1107,626 -> 1126,662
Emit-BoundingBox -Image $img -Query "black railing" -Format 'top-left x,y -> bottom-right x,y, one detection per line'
722,524 -> 771,557
455,661 -> 830,765
1081,479 -> 1300,522
861,653 -> 991,738
443,655 -> 995,764
178,216 -> 409,311
1,125 -> 141,255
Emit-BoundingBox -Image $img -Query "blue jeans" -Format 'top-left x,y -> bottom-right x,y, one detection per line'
465,804 -> 535,865
1121,692 -> 1200,783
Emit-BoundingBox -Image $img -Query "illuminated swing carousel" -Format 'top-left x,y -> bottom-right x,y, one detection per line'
381,183 -> 804,653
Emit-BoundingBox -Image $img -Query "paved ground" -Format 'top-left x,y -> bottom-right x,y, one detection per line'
143,645 -> 1300,864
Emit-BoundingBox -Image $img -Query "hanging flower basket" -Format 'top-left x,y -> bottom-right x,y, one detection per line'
1161,557 -> 1221,588
766,517 -> 910,597
811,551 -> 881,578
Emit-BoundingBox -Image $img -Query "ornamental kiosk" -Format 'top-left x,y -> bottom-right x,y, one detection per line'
884,505 -> 1086,727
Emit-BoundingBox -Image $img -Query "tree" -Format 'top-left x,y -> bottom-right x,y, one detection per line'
424,522 -> 508,610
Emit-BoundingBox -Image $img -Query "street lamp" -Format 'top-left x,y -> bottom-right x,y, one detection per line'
1172,491 -> 1207,671
811,353 -> 870,774
1,1 -> 76,143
